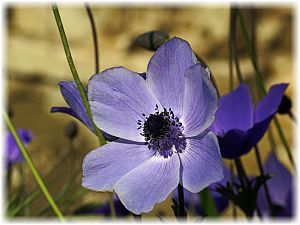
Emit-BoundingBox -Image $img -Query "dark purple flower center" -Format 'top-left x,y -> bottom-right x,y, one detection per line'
138,105 -> 186,157
143,114 -> 170,139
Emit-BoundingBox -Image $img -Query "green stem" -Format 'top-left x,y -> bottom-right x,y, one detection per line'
85,3 -> 100,73
3,111 -> 65,222
273,117 -> 295,166
52,3 -> 106,146
254,146 -> 274,216
228,7 -> 235,91
267,125 -> 278,156
234,158 -> 262,219
6,167 -> 11,198
10,190 -> 40,217
231,8 -> 244,83
108,192 -> 117,218
230,163 -> 237,219
234,159 -> 247,189
132,213 -> 142,222
288,111 -> 297,124
236,9 -> 266,96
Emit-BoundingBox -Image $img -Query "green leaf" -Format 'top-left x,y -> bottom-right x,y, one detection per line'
199,188 -> 218,217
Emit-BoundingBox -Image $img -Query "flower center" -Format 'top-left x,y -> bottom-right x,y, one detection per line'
138,105 -> 186,157
143,114 -> 170,139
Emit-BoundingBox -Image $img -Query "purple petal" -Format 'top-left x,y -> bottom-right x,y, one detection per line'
58,81 -> 94,131
6,129 -> 33,168
209,165 -> 231,190
181,64 -> 218,137
82,140 -> 154,191
255,83 -> 288,123
216,129 -> 251,158
51,106 -> 79,119
114,155 -> 180,214
213,83 -> 253,134
215,114 -> 273,159
51,106 -> 116,142
208,165 -> 231,213
146,37 -> 196,117
264,153 -> 292,206
246,116 -> 272,150
285,189 -> 293,217
88,67 -> 162,142
257,153 -> 293,217
179,131 -> 223,193
53,81 -> 118,141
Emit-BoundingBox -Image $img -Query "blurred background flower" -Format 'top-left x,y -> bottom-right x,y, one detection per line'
257,152 -> 293,217
5,128 -> 33,169
212,83 -> 288,159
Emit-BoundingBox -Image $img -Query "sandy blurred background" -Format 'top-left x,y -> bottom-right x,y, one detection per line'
4,3 -> 295,219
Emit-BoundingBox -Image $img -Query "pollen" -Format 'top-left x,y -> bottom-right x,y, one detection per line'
138,106 -> 186,157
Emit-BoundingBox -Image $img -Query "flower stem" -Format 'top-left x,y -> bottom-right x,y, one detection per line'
273,117 -> 295,166
231,7 -> 244,83
234,158 -> 247,189
177,184 -> 186,219
132,213 -> 142,221
85,3 -> 100,73
234,158 -> 262,219
254,145 -> 274,217
236,9 -> 266,96
288,111 -> 297,124
52,3 -> 106,146
3,110 -> 65,222
6,168 -> 11,198
228,7 -> 235,91
267,125 -> 278,156
108,192 -> 117,218
230,163 -> 237,219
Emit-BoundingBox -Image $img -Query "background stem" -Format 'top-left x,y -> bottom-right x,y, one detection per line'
85,3 -> 100,73
3,110 -> 65,222
52,3 -> 106,146
254,146 -> 274,216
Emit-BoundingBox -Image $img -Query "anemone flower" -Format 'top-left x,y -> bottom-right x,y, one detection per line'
82,37 -> 224,214
51,81 -> 115,141
173,165 -> 230,216
257,153 -> 293,218
5,129 -> 33,169
212,83 -> 288,159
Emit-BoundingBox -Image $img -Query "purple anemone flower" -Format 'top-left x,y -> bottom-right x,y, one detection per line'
257,153 -> 293,218
51,81 -> 115,141
173,165 -> 230,216
82,37 -> 224,214
5,129 -> 33,169
212,83 -> 288,159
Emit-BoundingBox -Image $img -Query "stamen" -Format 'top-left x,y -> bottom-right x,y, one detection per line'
138,107 -> 186,157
